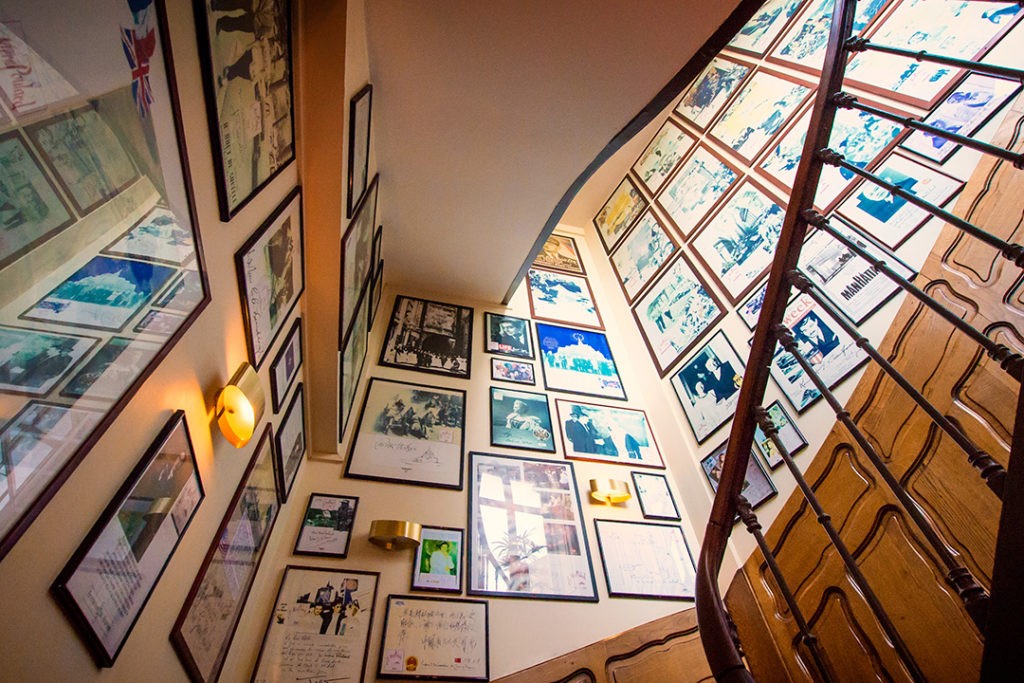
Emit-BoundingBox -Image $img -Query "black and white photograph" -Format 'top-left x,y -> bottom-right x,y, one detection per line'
670,330 -> 747,444
555,399 -> 664,469
380,295 -> 473,378
273,383 -> 306,503
484,312 -> 533,359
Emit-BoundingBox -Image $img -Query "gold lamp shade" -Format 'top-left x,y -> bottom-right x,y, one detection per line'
589,478 -> 631,504
368,519 -> 422,550
215,362 -> 265,448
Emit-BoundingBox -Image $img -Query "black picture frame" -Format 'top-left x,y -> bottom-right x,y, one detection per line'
484,311 -> 534,359
269,317 -> 303,413
273,383 -> 306,503
489,386 -> 555,453
341,174 -> 379,345
347,83 -> 373,218
377,595 -> 489,680
379,295 -> 473,379
593,519 -> 696,600
631,471 -> 681,521
700,440 -> 777,513
293,493 -> 359,558
410,526 -> 464,593
753,399 -> 808,469
193,0 -> 296,220
490,358 -> 536,386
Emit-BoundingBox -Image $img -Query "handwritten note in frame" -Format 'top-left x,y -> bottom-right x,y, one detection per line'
593,519 -> 696,600
377,595 -> 489,680
252,566 -> 380,683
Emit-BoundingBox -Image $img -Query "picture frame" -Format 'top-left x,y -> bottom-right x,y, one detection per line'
293,493 -> 359,558
411,526 -> 464,593
490,358 -> 536,385
609,210 -> 679,303
753,400 -> 808,469
533,233 -> 586,275
371,225 -> 383,273
593,519 -> 696,600
345,377 -> 467,489
273,383 -> 306,503
153,269 -> 204,313
340,279 -> 371,439
764,292 -> 870,413
535,322 -> 626,400
631,471 -> 681,521
701,440 -> 778,512
902,72 -> 1022,164
341,175 -> 379,343
797,217 -> 917,325
673,56 -> 752,130
631,252 -> 725,377
379,295 -> 473,379
526,268 -> 604,330
0,326 -> 98,396
270,317 -> 303,413
484,312 -> 534,359
60,337 -> 162,401
670,330 -> 748,445
655,146 -> 740,239
101,206 -> 197,267
252,566 -> 379,683
235,187 -> 305,369
194,0 -> 295,220
593,176 -> 647,253
767,0 -> 890,74
378,595 -> 489,681
347,83 -> 373,218
171,425 -> 280,683
738,279 -> 769,330
630,118 -> 696,195
489,386 -> 555,453
51,411 -> 203,667
727,0 -> 803,57
836,152 -> 965,251
555,399 -> 664,469
369,259 -> 384,328
467,451 -> 598,601
690,179 -> 788,304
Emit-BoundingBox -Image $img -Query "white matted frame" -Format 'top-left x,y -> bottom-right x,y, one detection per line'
378,595 -> 489,680
593,519 -> 696,600
631,471 -> 681,521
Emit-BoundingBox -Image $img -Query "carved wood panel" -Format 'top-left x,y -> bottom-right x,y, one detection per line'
726,94 -> 1024,681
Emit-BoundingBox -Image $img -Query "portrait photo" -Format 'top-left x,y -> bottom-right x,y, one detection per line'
490,387 -> 555,452
411,526 -> 464,593
555,399 -> 664,469
533,234 -> 585,275
701,441 -> 777,511
485,312 -> 533,359
670,330 -> 747,444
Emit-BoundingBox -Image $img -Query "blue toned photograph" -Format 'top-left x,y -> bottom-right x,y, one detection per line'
0,326 -> 97,395
535,322 -> 626,400
728,0 -> 803,55
21,255 -> 177,331
610,211 -> 678,302
60,336 -> 160,401
709,71 -> 810,162
527,268 -> 603,330
670,330 -> 746,444
490,387 -> 554,452
739,280 -> 769,330
103,207 -> 196,266
674,57 -> 751,129
631,119 -> 695,195
657,148 -> 739,237
770,0 -> 889,71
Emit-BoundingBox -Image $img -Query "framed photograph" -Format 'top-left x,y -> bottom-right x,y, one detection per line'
673,56 -> 751,130
526,268 -> 604,330
468,451 -> 598,601
273,383 -> 306,503
379,295 -> 473,379
171,425 -> 280,683
340,278 -> 371,439
631,471 -> 681,521
484,312 -> 534,359
535,322 -> 626,400
701,440 -> 777,511
631,253 -> 725,377
235,187 -> 305,369
270,318 -> 303,412
727,0 -> 803,56
378,595 -> 488,680
767,0 -> 890,73
51,411 -> 203,667
489,386 -> 554,452
609,210 -> 679,303
369,259 -> 384,327
738,279 -> 768,330
753,400 -> 808,469
765,292 -> 870,413
670,330 -> 747,444
20,255 -> 177,332
902,72 -> 1022,163
708,69 -> 811,165
655,147 -> 740,238
690,180 -> 787,304
0,326 -> 98,396
631,118 -> 696,195
347,83 -> 373,218
153,269 -> 204,313
341,175 -> 378,342
555,399 -> 664,469
252,566 -> 379,683
60,337 -> 161,401
345,378 -> 466,489
133,310 -> 187,337
490,358 -> 536,385
194,0 -> 295,220
593,176 -> 647,253
844,0 -> 1022,108
798,218 -> 917,325
758,102 -> 813,192
0,131 -> 74,268
411,526 -> 464,593
371,225 -> 383,273
593,520 -> 696,600
102,206 -> 197,266
836,153 -> 965,250
294,493 -> 359,558
534,233 -> 586,275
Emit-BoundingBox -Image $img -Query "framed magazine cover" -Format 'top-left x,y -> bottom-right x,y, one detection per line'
484,312 -> 534,359
593,519 -> 696,600
670,330 -> 747,444
379,295 -> 473,379
194,0 -> 295,220
347,83 -> 372,218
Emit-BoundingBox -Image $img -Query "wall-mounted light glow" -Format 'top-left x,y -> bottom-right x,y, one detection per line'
589,478 -> 631,504
368,519 -> 422,550
215,362 -> 265,448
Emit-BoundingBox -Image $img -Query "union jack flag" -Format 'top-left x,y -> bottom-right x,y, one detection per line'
121,26 -> 156,117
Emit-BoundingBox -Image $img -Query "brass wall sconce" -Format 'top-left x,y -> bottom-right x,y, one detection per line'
368,520 -> 422,550
215,362 -> 265,448
589,478 -> 631,504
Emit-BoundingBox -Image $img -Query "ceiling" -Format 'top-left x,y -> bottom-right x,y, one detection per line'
364,0 -> 745,304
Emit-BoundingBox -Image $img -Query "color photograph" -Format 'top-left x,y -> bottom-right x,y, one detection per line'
294,493 -> 359,558
670,330 -> 747,444
411,526 -> 464,593
533,233 -> 585,275
102,206 -> 196,266
701,441 -> 777,511
753,400 -> 808,469
535,322 -> 626,400
526,268 -> 603,330
490,358 -> 535,385
490,387 -> 554,452
555,399 -> 664,468
593,176 -> 647,253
